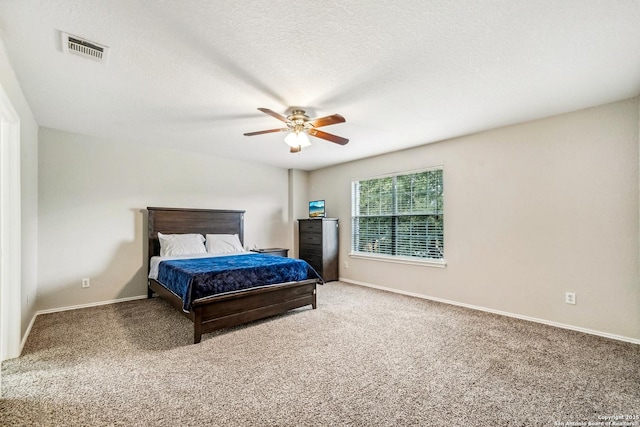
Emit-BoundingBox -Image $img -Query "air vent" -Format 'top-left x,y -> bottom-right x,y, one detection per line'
61,32 -> 109,64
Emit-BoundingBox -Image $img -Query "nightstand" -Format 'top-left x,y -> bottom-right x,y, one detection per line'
250,248 -> 289,257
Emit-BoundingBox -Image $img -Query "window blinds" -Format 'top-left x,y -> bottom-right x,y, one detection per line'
351,168 -> 444,260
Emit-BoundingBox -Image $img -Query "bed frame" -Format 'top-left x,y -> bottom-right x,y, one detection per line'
147,207 -> 318,344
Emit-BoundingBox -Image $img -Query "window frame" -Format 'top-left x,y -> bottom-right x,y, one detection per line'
349,166 -> 446,268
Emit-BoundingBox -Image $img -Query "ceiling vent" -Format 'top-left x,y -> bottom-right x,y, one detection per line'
61,32 -> 109,64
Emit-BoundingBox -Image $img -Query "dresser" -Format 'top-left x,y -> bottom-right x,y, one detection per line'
298,218 -> 339,282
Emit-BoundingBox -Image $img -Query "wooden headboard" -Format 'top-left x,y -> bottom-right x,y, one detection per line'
147,207 -> 245,264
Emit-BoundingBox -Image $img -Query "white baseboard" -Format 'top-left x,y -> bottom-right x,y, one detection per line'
339,277 -> 640,345
19,295 -> 148,355
20,313 -> 38,355
34,295 -> 148,316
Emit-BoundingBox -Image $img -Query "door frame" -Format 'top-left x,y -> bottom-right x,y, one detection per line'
0,82 -> 22,371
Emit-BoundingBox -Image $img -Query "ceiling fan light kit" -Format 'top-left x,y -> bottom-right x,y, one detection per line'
244,108 -> 349,153
284,128 -> 311,149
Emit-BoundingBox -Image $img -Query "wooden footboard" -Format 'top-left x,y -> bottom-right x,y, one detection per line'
149,278 -> 318,343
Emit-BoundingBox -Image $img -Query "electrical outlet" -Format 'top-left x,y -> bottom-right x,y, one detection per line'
344,261 -> 349,269
82,278 -> 91,288
565,292 -> 576,305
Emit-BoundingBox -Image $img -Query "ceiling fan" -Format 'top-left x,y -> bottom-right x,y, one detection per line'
244,108 -> 349,153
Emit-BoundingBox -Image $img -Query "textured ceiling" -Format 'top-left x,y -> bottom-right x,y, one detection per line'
1,0 -> 639,171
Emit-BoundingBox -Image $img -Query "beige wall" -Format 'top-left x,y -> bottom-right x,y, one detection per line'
288,169 -> 309,258
37,128 -> 292,311
309,98 -> 640,341
0,38 -> 39,349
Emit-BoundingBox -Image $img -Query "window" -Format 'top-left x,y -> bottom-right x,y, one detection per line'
351,168 -> 444,264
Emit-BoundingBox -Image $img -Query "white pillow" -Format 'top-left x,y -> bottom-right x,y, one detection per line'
158,232 -> 206,257
205,234 -> 245,254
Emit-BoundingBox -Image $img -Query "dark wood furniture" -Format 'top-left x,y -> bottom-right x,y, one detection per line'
250,247 -> 289,257
298,218 -> 339,282
147,207 -> 319,344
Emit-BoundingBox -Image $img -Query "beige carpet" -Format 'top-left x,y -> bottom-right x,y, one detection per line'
1,282 -> 638,426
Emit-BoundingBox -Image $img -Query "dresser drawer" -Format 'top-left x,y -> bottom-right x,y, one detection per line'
299,220 -> 322,233
302,256 -> 322,273
299,232 -> 322,245
299,244 -> 321,257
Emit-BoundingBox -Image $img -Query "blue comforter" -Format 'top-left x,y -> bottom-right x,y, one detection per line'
157,253 -> 322,312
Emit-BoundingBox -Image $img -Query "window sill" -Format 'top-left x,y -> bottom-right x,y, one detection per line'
348,252 -> 447,268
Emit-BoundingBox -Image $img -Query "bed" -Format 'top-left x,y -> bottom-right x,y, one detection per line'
147,207 -> 321,343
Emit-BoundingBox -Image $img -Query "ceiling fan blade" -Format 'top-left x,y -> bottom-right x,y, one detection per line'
308,114 -> 346,128
308,129 -> 349,145
243,128 -> 289,136
257,108 -> 290,124
290,146 -> 302,153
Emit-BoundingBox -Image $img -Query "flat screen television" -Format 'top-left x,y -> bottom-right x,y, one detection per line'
309,200 -> 325,218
